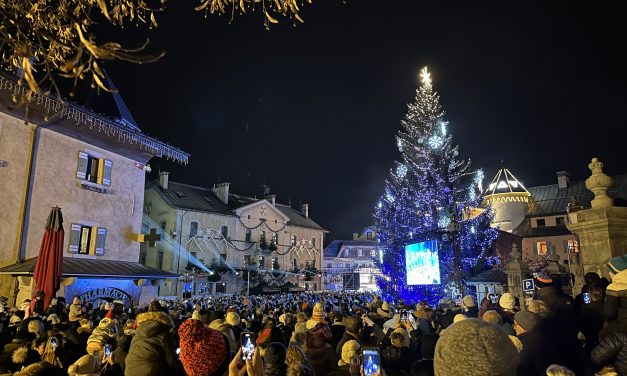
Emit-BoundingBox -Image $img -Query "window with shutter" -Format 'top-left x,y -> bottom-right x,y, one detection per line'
95,228 -> 106,255
69,224 -> 81,253
102,159 -> 112,186
76,152 -> 88,180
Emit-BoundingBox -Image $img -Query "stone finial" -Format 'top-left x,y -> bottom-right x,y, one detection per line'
585,158 -> 614,208
510,242 -> 521,259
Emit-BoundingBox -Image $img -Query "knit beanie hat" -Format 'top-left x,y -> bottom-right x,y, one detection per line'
499,293 -> 516,311
47,314 -> 60,325
453,314 -> 467,323
608,255 -> 627,274
312,303 -> 325,321
434,319 -> 518,376
226,311 -> 240,327
98,318 -> 113,329
391,328 -> 411,348
481,310 -> 502,326
179,319 -> 229,376
534,271 -> 553,288
514,311 -> 540,332
340,340 -> 360,366
462,295 -> 476,308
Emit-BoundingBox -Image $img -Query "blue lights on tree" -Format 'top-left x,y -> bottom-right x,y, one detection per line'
373,67 -> 499,305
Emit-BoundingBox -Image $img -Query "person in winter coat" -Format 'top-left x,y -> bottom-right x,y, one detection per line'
591,331 -> 627,376
306,320 -> 337,376
461,295 -> 478,318
579,284 -> 605,352
335,315 -> 363,357
286,345 -> 315,376
602,256 -> 627,339
0,328 -> 35,374
263,342 -> 287,376
327,340 -> 360,376
69,297 -> 83,323
382,328 -> 413,376
32,291 -> 45,317
124,310 -> 183,376
514,310 -> 582,376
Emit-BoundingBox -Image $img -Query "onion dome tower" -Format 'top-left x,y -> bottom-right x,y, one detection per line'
483,168 -> 531,232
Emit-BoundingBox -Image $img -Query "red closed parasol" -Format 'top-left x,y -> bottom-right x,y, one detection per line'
32,206 -> 64,309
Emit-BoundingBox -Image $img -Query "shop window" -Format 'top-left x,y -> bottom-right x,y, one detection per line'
69,224 -> 106,255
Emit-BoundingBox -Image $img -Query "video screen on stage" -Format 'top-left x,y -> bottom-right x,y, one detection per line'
405,240 -> 441,285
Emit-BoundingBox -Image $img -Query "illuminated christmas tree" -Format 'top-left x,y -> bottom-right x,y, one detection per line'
374,67 -> 498,304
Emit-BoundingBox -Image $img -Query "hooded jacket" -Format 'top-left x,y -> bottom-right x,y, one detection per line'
603,269 -> 627,338
305,322 -> 337,376
124,311 -> 183,376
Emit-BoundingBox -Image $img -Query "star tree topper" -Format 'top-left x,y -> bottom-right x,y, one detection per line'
420,66 -> 432,87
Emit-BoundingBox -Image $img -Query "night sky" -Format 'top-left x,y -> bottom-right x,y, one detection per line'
105,1 -> 627,242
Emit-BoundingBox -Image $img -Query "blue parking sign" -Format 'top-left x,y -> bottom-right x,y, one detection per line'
522,279 -> 535,292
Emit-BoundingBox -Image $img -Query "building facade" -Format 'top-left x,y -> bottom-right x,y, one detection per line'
141,174 -> 326,296
485,168 -> 627,270
0,72 -> 188,306
322,227 -> 383,291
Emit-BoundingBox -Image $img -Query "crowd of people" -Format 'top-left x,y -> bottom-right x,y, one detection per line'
2,254 -> 627,376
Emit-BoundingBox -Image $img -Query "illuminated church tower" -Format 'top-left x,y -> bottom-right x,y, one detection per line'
483,168 -> 531,232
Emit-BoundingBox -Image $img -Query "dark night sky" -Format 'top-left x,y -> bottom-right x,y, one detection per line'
105,1 -> 627,242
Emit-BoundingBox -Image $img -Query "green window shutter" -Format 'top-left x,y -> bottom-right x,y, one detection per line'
95,227 -> 106,256
102,159 -> 112,186
563,240 -> 569,254
533,242 -> 539,255
69,224 -> 81,253
76,152 -> 88,180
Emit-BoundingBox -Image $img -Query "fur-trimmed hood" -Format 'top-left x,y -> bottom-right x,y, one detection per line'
608,269 -> 627,297
135,311 -> 174,338
136,310 -> 174,327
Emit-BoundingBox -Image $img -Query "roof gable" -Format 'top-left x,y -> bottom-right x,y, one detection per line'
234,200 -> 290,223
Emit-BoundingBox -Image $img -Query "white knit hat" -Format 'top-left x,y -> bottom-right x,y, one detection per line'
340,340 -> 360,366
499,293 -> 516,311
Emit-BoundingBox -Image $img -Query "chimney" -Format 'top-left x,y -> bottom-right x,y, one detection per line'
301,203 -> 309,218
557,171 -> 570,190
265,194 -> 276,205
353,233 -> 359,240
159,171 -> 169,190
212,182 -> 230,205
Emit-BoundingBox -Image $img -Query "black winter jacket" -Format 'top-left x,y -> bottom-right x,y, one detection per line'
124,311 -> 183,376
591,332 -> 627,376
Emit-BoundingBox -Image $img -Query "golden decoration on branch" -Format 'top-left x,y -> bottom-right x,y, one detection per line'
0,0 -> 312,96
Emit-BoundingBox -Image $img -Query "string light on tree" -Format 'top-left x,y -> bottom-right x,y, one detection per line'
374,66 -> 498,304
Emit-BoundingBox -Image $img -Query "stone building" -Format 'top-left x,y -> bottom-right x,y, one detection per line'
0,72 -> 188,306
141,174 -> 326,296
322,227 -> 383,291
485,167 -> 627,269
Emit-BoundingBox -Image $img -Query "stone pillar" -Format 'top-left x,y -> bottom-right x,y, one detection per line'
503,243 -> 530,310
567,158 -> 627,286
